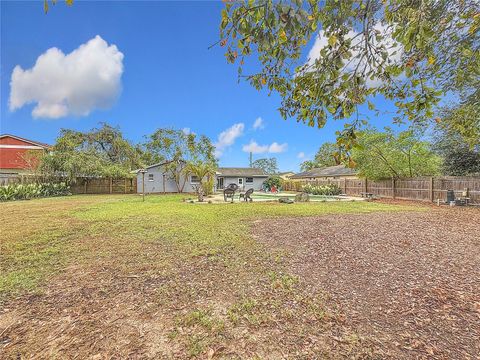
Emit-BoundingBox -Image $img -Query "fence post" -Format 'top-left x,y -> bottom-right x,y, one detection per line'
430,177 -> 434,202
392,178 -> 396,199
364,179 -> 368,194
124,178 -> 128,194
84,178 -> 88,194
344,179 -> 347,194
109,178 -> 113,194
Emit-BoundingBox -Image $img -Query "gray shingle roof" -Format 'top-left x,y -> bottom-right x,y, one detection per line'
290,165 -> 357,179
217,167 -> 268,177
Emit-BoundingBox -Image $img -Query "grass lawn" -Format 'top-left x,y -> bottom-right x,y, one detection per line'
4,194 -> 469,358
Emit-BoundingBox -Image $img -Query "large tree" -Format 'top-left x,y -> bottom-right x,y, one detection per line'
220,1 -> 479,156
251,157 -> 278,174
313,142 -> 342,167
435,92 -> 480,149
351,128 -> 441,179
143,128 -> 216,192
40,123 -> 142,180
299,142 -> 342,171
299,160 -> 317,172
433,126 -> 480,176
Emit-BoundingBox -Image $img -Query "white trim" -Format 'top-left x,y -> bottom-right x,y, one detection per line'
0,144 -> 44,150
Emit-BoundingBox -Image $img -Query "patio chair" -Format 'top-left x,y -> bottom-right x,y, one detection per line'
239,188 -> 254,202
224,187 -> 236,202
226,183 -> 239,191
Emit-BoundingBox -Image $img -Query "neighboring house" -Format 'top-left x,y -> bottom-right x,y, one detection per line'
278,171 -> 295,180
290,165 -> 358,180
0,134 -> 50,174
136,163 -> 268,193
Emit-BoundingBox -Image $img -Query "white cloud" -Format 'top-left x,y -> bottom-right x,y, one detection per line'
242,140 -> 269,154
253,117 -> 265,130
297,152 -> 305,159
9,35 -> 124,119
268,142 -> 288,153
242,140 -> 288,154
214,123 -> 245,157
306,23 -> 402,88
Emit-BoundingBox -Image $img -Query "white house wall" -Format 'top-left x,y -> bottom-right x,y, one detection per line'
137,164 -> 196,193
220,176 -> 267,191
137,164 -> 268,193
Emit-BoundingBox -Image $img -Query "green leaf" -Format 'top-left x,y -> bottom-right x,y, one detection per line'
328,35 -> 337,47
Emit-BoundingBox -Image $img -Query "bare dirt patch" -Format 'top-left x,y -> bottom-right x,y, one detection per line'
253,207 -> 480,359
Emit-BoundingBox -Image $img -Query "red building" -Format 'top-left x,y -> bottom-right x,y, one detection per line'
0,134 -> 50,174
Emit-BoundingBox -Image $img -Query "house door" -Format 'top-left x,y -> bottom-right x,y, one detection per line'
238,178 -> 244,189
217,177 -> 224,190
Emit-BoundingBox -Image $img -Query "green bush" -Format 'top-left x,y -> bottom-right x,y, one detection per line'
201,177 -> 215,196
0,182 -> 71,202
302,183 -> 342,196
263,176 -> 283,191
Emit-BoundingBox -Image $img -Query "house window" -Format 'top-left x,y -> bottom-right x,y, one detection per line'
148,174 -> 154,181
191,175 -> 200,184
245,177 -> 253,184
238,178 -> 243,185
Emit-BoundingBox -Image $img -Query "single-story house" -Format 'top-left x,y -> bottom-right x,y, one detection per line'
215,167 -> 268,191
136,162 -> 269,193
290,165 -> 358,181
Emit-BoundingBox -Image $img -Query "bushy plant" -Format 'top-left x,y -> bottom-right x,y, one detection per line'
263,176 -> 282,191
0,182 -> 71,202
201,176 -> 214,196
302,183 -> 342,196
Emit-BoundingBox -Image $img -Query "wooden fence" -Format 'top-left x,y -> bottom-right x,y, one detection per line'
0,174 -> 137,194
283,176 -> 480,204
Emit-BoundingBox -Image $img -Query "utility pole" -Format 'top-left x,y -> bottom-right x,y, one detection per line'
249,152 -> 253,167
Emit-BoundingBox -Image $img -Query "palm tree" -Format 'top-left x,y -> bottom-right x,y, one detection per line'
184,161 -> 217,202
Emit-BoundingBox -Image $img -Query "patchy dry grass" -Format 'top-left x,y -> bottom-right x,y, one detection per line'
0,194 -> 414,358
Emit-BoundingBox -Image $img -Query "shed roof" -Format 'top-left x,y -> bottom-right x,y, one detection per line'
290,165 -> 357,179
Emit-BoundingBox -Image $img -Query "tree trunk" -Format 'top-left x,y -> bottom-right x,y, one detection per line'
197,185 -> 204,202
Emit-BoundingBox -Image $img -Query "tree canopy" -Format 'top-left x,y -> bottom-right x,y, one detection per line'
251,157 -> 278,174
299,142 -> 341,171
351,128 -> 441,179
40,123 -> 142,180
220,0 -> 479,156
299,160 -> 317,172
433,125 -> 480,176
314,142 -> 342,167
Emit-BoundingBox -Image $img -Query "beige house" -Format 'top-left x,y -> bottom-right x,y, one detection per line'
277,171 -> 295,180
290,165 -> 358,181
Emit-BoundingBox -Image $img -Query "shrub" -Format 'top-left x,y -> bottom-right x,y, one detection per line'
0,182 -> 71,202
201,177 -> 214,196
263,176 -> 282,191
302,183 -> 342,196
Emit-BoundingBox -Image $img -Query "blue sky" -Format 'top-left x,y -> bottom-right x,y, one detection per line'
1,1 -> 402,171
